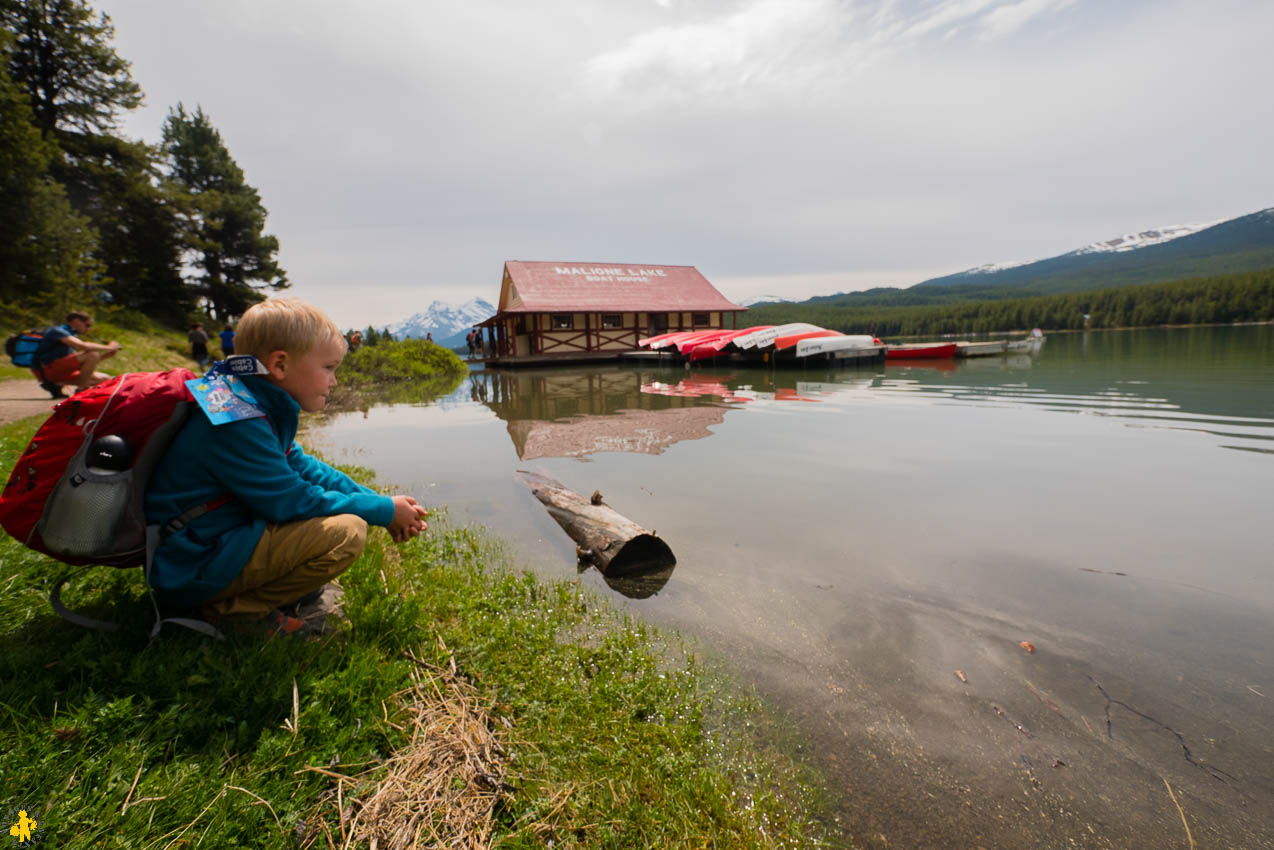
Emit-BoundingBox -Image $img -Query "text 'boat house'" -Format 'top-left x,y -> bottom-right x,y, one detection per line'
479,261 -> 746,366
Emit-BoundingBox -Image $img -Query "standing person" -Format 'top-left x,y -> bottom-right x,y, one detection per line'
189,322 -> 210,370
425,332 -> 433,344
145,297 -> 429,635
465,330 -> 474,357
473,327 -> 484,358
219,324 -> 236,357
31,311 -> 120,398
348,329 -> 363,352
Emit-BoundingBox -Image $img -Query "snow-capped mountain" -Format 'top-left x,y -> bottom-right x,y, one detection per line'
1071,221 -> 1222,255
387,298 -> 495,345
738,294 -> 795,307
912,205 -> 1274,294
948,220 -> 1220,279
956,259 -> 1033,275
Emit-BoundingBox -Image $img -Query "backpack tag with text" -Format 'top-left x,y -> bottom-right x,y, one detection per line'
186,374 -> 265,425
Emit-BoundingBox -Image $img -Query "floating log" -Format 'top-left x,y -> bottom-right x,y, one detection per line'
516,471 -> 675,576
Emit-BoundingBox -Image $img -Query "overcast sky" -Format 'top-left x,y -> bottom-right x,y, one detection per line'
99,0 -> 1274,327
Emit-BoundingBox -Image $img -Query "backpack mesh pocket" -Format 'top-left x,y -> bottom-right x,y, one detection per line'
38,469 -> 133,557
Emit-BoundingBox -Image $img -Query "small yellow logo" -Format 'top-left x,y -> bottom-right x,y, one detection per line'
8,810 -> 37,844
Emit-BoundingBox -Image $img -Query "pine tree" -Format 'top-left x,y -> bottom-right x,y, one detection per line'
2,0 -> 187,319
162,104 -> 287,320
0,0 -> 141,135
57,131 -> 191,322
0,30 -> 101,308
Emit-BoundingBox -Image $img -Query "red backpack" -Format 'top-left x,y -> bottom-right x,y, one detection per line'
0,369 -> 222,636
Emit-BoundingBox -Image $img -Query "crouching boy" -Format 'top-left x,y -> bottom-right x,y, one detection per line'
145,298 -> 428,635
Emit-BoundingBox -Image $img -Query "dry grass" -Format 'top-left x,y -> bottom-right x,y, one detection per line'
340,647 -> 511,850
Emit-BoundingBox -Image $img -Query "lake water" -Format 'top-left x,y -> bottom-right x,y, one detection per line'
314,326 -> 1274,849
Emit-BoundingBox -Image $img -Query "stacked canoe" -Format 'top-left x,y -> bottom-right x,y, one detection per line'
884,342 -> 958,360
639,324 -> 885,366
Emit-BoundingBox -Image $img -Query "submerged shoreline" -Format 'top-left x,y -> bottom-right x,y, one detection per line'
0,410 -> 836,848
311,324 -> 1274,848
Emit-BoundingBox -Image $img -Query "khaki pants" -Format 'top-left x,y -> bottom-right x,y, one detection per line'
201,514 -> 367,619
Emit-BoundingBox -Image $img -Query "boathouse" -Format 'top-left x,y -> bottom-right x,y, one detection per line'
479,261 -> 745,365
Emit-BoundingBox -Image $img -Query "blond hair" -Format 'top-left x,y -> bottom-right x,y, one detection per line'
234,298 -> 345,360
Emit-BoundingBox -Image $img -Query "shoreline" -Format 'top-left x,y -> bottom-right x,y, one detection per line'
0,410 -> 836,848
889,317 -> 1274,341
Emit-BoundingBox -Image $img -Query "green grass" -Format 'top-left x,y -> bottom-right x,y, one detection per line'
0,414 -> 834,848
327,336 -> 471,409
1,312 -> 470,402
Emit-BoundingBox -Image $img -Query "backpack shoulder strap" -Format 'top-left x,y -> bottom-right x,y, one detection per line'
50,568 -> 120,632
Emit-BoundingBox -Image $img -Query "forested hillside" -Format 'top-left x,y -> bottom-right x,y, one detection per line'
744,267 -> 1274,337
790,207 -> 1274,316
1,0 -> 285,325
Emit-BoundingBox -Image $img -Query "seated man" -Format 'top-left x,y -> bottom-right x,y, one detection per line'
144,297 -> 429,636
33,311 -> 120,398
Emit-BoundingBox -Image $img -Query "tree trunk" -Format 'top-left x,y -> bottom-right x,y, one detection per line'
516,471 -> 675,576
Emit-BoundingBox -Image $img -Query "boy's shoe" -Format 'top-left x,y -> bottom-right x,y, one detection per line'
41,381 -> 66,399
289,584 -> 346,635
281,585 -> 326,615
214,608 -> 312,638
258,608 -> 312,638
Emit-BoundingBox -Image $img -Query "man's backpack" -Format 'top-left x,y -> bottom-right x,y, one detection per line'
4,329 -> 47,369
0,368 -> 221,637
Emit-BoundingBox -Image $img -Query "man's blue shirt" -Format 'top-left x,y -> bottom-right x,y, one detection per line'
38,325 -> 73,364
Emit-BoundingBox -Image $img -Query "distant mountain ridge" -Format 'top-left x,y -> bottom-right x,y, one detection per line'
387,297 -> 495,348
737,294 -> 795,307
912,207 -> 1274,295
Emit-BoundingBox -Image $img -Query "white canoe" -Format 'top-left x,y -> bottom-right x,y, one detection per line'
1005,336 -> 1045,353
794,335 -> 879,357
954,340 -> 1007,357
735,322 -> 823,350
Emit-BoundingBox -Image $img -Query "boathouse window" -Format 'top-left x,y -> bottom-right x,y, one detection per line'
692,312 -> 709,327
515,315 -> 527,333
551,314 -> 573,329
601,313 -> 622,329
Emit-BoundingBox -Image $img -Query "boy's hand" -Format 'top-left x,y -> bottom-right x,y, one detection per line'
388,495 -> 428,543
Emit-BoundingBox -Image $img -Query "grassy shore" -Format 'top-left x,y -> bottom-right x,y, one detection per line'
330,337 -> 471,407
0,408 -> 834,848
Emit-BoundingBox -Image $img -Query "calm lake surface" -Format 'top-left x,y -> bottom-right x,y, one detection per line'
315,326 -> 1273,849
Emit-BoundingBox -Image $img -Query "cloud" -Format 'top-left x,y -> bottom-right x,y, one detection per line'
581,0 -> 1083,102
94,0 -> 1274,327
979,0 -> 1077,39
582,0 -> 853,101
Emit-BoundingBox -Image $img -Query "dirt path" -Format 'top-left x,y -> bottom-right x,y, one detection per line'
0,378 -> 61,425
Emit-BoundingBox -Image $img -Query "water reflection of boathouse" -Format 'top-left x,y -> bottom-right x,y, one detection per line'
474,367 -> 734,460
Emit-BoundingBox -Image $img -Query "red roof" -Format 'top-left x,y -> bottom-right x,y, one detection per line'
498,261 -> 744,313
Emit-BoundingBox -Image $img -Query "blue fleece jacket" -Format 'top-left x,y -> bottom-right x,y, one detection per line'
144,375 -> 394,607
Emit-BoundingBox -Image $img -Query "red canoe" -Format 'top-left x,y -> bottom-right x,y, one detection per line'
674,329 -> 734,354
885,342 -> 958,360
686,326 -> 774,361
640,331 -> 703,350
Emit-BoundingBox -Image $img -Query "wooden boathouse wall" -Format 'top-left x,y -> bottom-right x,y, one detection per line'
481,262 -> 745,365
